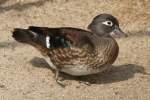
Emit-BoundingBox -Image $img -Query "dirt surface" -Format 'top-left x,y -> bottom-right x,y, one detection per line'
0,0 -> 150,100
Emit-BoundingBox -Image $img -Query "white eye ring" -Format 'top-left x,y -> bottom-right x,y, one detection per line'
102,21 -> 113,26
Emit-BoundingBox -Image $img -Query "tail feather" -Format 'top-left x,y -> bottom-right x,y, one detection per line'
12,28 -> 35,44
12,27 -> 70,49
12,28 -> 49,56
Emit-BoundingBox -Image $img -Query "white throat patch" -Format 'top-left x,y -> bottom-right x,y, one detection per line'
46,36 -> 50,48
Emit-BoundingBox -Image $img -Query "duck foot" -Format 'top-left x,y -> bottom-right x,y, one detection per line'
55,70 -> 66,87
79,80 -> 91,86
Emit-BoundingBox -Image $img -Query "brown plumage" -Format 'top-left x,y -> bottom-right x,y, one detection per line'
12,14 -> 127,85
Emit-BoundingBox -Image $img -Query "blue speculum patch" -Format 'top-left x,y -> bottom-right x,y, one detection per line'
50,36 -> 69,48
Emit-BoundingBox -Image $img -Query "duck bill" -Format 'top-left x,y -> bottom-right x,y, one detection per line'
112,26 -> 128,37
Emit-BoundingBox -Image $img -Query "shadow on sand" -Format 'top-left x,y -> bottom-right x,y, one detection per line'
30,57 -> 149,84
0,41 -> 21,49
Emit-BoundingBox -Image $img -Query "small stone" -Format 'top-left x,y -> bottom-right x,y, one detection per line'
0,84 -> 5,88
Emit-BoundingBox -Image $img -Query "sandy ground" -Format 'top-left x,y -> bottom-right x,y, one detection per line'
0,0 -> 150,100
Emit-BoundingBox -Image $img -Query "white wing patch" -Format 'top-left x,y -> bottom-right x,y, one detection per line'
46,36 -> 50,48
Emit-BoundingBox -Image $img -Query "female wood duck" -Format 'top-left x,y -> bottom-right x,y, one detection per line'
12,14 -> 127,85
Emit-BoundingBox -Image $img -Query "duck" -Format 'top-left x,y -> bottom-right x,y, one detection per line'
12,13 -> 127,85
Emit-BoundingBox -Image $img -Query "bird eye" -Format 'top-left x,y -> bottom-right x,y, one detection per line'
102,21 -> 113,26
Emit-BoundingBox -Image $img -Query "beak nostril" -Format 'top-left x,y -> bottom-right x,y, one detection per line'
112,26 -> 127,38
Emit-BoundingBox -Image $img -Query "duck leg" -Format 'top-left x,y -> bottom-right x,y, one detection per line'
55,70 -> 66,87
44,57 -> 57,71
45,57 -> 66,87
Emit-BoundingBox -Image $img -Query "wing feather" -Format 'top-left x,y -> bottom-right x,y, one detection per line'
28,26 -> 95,51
